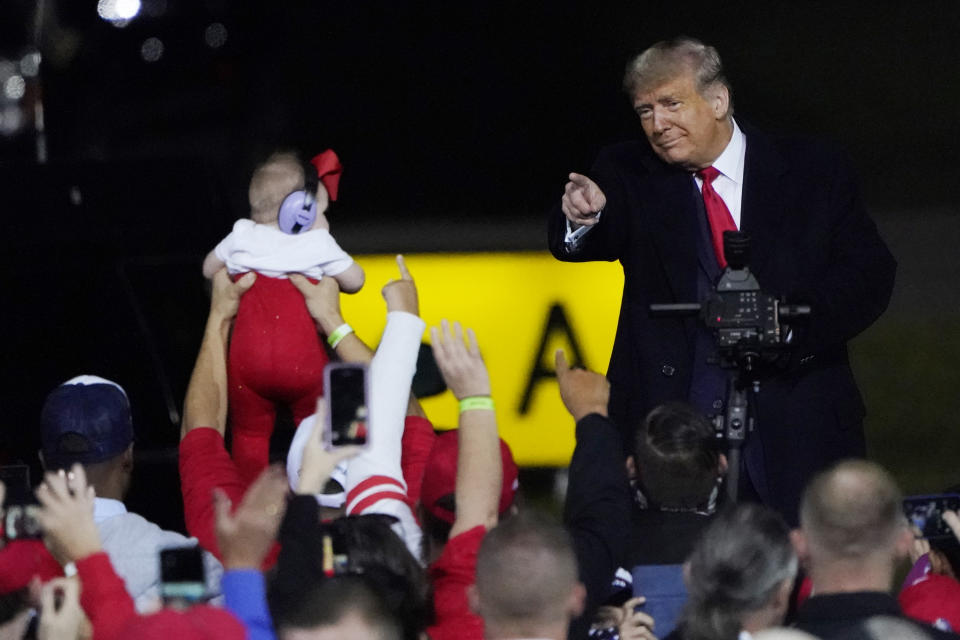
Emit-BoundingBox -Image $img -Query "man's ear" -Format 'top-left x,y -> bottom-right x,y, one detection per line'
711,84 -> 730,119
567,582 -> 587,619
894,525 -> 915,560
121,444 -> 134,472
791,529 -> 808,563
625,455 -> 637,481
467,584 -> 481,616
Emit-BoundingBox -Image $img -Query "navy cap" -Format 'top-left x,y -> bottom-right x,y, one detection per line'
40,375 -> 134,468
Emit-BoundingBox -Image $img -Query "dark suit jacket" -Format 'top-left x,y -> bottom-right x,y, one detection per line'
548,122 -> 896,524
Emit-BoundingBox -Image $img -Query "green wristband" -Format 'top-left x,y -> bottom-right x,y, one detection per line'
459,396 -> 495,413
327,324 -> 354,349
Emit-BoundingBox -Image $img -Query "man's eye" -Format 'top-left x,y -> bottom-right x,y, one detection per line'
668,101 -> 682,110
637,109 -> 652,119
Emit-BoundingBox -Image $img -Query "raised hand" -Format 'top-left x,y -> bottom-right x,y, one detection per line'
555,349 -> 609,421
561,172 -> 607,227
430,320 -> 491,399
381,254 -> 418,315
296,400 -> 362,495
289,273 -> 344,335
213,465 -> 289,570
210,268 -> 256,320
35,464 -> 101,565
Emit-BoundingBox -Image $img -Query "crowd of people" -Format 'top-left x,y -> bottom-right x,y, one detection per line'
0,34 -> 954,640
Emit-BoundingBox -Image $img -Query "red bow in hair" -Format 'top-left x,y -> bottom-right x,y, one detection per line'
310,149 -> 343,201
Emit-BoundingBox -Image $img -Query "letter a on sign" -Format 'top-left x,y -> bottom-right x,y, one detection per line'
518,303 -> 588,414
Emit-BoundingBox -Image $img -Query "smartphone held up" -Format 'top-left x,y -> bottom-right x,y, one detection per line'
324,362 -> 370,448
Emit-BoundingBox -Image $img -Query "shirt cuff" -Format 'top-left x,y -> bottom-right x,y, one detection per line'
564,210 -> 602,247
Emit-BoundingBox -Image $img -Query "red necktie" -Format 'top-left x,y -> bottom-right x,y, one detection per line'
697,166 -> 737,268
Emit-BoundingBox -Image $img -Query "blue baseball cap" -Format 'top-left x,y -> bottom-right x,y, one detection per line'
40,375 -> 134,468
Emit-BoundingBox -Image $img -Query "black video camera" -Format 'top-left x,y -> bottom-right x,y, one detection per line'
652,232 -> 809,372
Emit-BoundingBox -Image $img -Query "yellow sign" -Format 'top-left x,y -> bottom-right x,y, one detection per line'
340,251 -> 624,467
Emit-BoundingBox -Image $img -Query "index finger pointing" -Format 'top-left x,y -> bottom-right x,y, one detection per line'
568,172 -> 592,188
395,254 -> 413,281
555,348 -> 570,373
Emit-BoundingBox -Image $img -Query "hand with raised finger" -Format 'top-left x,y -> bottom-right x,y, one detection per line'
561,172 -> 607,227
289,273 -> 345,335
214,465 -> 289,570
619,596 -> 658,640
210,268 -> 256,320
430,320 -> 490,399
37,577 -> 83,640
35,464 -> 101,565
297,401 -> 363,495
555,349 -> 609,421
381,254 -> 418,315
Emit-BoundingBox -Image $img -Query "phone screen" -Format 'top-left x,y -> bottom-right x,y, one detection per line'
160,546 -> 206,603
903,493 -> 960,539
0,465 -> 31,507
326,364 -> 369,447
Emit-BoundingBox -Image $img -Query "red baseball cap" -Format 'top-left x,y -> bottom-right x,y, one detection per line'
310,150 -> 343,202
419,430 -> 519,525
900,573 -> 960,632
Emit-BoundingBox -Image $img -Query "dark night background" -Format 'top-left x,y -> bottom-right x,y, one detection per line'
1,1 -> 958,531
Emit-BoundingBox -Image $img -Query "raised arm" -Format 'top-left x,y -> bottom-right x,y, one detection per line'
289,273 -> 373,364
181,269 -> 256,440
430,321 -> 501,537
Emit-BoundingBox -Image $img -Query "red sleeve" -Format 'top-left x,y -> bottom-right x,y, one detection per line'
179,427 -> 280,568
0,540 -> 63,593
401,415 -> 436,508
427,525 -> 486,640
76,552 -> 136,640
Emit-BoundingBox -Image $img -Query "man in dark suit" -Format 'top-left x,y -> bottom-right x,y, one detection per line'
547,37 -> 896,524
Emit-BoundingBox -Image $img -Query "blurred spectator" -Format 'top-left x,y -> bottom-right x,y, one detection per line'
669,502 -> 797,640
421,320 -> 519,640
38,374 -> 222,610
473,511 -> 586,640
556,351 -> 724,638
34,464 -> 245,640
900,508 -> 960,632
792,460 -> 959,639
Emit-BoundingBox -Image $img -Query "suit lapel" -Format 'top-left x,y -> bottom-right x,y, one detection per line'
647,166 -> 700,303
740,125 -> 788,278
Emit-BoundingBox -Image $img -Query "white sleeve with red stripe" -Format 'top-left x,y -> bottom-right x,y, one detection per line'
345,310 -> 426,561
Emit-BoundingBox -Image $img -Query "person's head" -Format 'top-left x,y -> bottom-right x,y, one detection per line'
248,151 -> 329,225
622,37 -> 733,170
631,402 -> 726,511
795,459 -> 912,589
270,514 -> 430,640
39,375 -> 135,500
472,511 -> 585,639
680,503 -> 797,640
418,430 -> 520,561
276,575 -> 402,640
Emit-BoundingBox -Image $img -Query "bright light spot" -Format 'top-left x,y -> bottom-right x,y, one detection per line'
97,0 -> 140,23
20,52 -> 41,77
204,22 -> 228,49
141,37 -> 164,62
115,0 -> 141,19
4,75 -> 26,100
0,105 -> 23,136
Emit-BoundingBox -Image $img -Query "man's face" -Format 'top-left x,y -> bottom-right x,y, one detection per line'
632,70 -> 731,171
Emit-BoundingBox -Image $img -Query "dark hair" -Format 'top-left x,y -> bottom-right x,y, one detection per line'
634,402 -> 720,509
276,575 -> 401,640
679,503 -> 797,640
270,508 -> 431,640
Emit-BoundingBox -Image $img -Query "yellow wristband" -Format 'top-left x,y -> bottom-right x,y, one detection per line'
327,324 -> 354,349
459,396 -> 495,412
